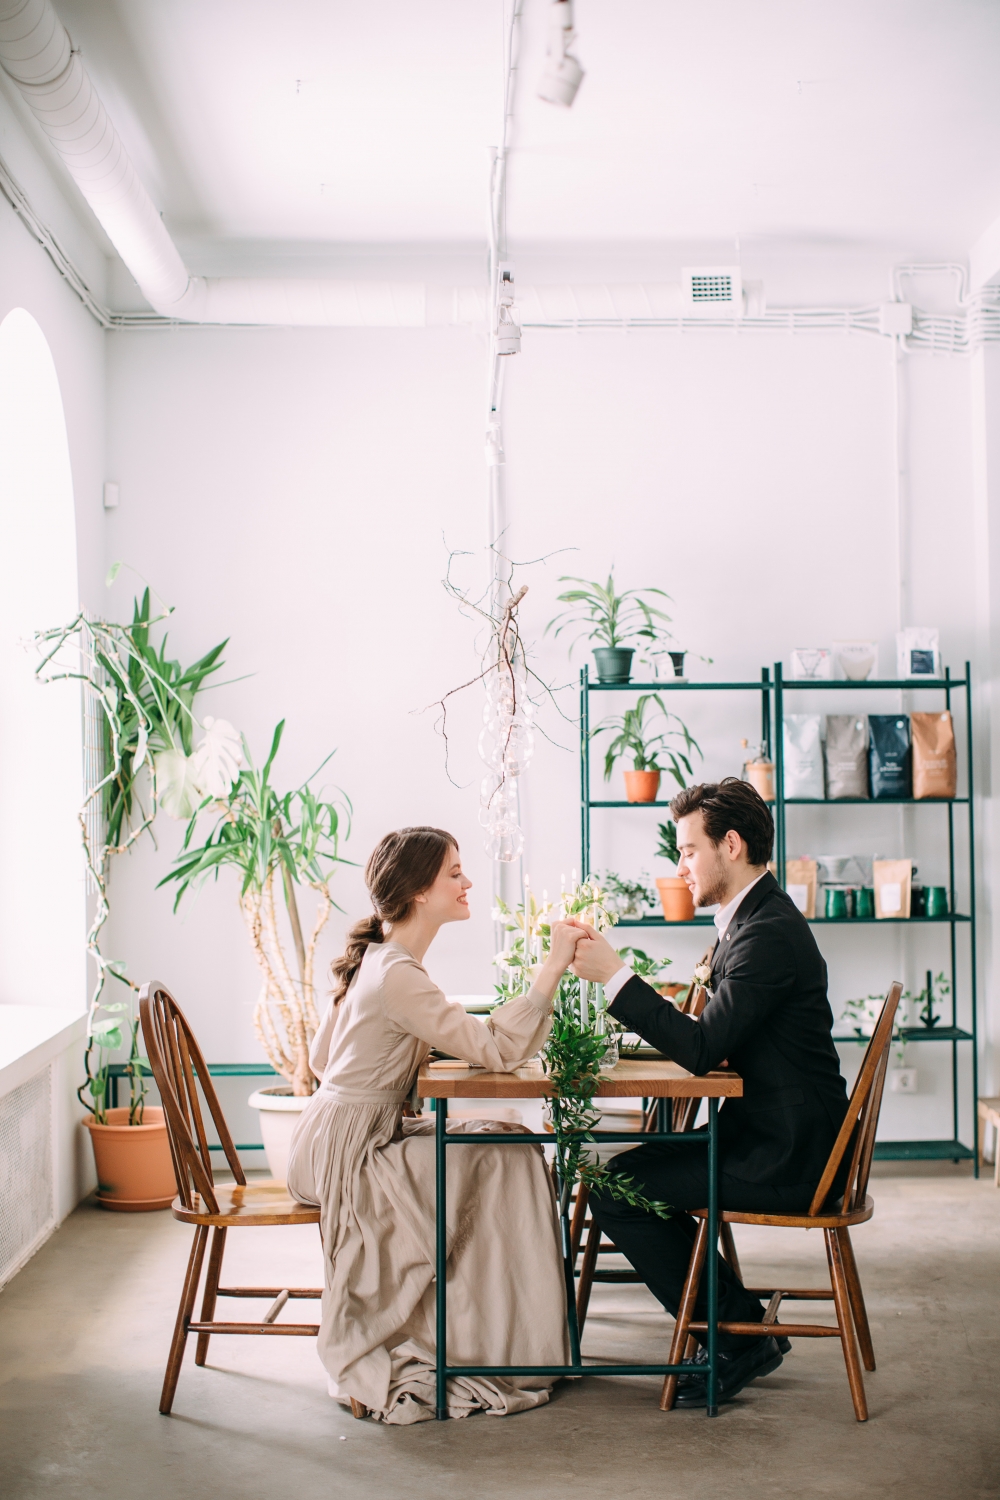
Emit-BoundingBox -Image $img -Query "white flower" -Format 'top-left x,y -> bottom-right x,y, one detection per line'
693,961 -> 712,984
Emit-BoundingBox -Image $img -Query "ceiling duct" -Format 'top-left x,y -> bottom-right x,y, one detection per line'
0,0 -> 431,325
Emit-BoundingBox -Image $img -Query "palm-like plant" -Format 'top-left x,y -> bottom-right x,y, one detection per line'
160,721 -> 351,1095
546,572 -> 674,654
595,693 -> 699,786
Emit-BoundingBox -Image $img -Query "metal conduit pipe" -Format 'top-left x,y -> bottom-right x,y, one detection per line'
0,0 -> 432,325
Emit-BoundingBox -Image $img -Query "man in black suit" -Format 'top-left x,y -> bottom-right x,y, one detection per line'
571,777 -> 848,1406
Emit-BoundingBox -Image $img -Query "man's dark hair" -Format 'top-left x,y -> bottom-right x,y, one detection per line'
669,778 -> 774,866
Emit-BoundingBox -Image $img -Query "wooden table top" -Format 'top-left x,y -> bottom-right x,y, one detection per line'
418,1058 -> 743,1100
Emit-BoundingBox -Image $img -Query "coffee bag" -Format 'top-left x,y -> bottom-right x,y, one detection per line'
869,715 -> 911,799
783,714 -> 825,799
911,711 -> 957,799
785,858 -> 817,918
873,858 -> 912,919
824,715 -> 869,798
896,627 -> 940,679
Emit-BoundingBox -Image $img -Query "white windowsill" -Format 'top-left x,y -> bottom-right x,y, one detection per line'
0,1004 -> 88,1098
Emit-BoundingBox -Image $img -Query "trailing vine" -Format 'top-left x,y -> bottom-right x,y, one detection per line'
494,878 -> 671,1220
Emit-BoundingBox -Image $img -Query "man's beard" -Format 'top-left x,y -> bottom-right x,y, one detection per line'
695,851 -> 730,908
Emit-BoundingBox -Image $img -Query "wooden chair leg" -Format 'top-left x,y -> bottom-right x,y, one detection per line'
825,1229 -> 868,1422
575,1216 -> 602,1334
836,1227 -> 875,1372
660,1218 -> 708,1412
719,1221 -> 742,1282
570,1183 -> 591,1262
160,1225 -> 209,1415
195,1226 -> 227,1366
349,1399 -> 368,1419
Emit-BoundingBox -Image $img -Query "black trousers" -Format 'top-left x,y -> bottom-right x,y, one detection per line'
589,1141 -> 816,1354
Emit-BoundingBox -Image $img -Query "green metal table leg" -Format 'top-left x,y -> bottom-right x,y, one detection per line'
436,1098 -> 448,1419
554,1099 -> 583,1366
706,1097 -> 719,1417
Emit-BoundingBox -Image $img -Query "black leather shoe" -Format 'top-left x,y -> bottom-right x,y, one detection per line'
672,1337 -> 783,1407
776,1335 -> 792,1355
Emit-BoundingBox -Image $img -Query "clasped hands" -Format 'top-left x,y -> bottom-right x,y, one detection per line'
546,918 -> 625,986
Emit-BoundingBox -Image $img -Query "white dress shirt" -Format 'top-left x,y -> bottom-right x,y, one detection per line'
603,870 -> 768,1006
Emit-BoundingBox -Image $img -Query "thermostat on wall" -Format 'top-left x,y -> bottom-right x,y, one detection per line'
103,481 -> 119,510
681,266 -> 743,316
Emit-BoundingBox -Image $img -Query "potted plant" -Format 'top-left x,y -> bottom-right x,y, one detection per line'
546,572 -> 675,683
593,693 -> 698,803
34,582 -> 232,1208
160,721 -> 350,1182
601,871 -> 657,920
655,817 -> 696,922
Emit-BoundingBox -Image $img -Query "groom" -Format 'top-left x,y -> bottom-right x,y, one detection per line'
570,777 -> 849,1407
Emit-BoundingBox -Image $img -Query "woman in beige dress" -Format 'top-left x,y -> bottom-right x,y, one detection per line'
287,826 -> 581,1425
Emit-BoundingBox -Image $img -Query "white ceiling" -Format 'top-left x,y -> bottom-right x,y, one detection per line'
49,0 -> 1000,267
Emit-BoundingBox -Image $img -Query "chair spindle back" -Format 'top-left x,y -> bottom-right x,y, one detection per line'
807,981 -> 903,1217
139,980 -> 247,1215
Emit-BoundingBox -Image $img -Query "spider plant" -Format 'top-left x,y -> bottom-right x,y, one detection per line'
160,721 -> 351,1095
594,694 -> 700,787
546,572 -> 674,656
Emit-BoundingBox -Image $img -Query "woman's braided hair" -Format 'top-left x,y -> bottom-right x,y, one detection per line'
330,826 -> 457,1004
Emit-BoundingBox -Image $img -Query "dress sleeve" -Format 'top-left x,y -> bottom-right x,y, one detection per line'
308,996 -> 337,1080
380,953 -> 553,1070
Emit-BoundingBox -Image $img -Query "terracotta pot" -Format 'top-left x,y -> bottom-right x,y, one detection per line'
83,1106 -> 176,1212
656,876 -> 695,922
623,769 -> 661,803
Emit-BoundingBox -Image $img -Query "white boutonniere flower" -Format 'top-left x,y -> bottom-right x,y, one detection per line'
693,960 -> 712,985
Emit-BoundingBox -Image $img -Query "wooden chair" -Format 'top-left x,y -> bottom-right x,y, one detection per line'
977,1098 -> 1000,1187
660,980 -> 903,1423
572,984 -> 747,1331
138,982 -> 348,1415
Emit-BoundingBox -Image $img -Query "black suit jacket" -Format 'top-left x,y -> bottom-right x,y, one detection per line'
608,872 -> 849,1190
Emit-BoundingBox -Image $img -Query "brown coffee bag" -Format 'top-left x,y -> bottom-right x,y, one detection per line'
911,711 -> 957,799
785,859 -> 817,918
873,858 -> 912,919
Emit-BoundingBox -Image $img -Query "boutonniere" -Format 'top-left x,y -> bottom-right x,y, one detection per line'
693,960 -> 712,985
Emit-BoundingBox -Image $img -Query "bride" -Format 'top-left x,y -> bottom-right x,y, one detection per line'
287,825 -> 582,1425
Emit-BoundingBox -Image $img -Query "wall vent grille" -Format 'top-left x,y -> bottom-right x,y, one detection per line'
0,1068 -> 54,1289
690,273 -> 733,303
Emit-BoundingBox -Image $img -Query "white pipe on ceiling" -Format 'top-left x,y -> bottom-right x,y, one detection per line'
0,0 -> 432,326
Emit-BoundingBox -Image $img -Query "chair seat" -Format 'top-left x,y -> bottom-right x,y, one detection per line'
689,1194 -> 874,1230
172,1180 -> 321,1228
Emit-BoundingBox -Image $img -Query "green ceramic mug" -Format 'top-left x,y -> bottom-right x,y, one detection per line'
855,887 -> 875,919
825,887 -> 848,920
925,886 -> 949,918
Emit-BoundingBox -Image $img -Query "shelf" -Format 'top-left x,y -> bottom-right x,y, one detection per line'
872,1140 -> 975,1162
586,680 -> 771,692
613,914 -> 969,928
780,678 -> 967,691
589,800 -> 674,808
834,1027 -> 973,1044
784,796 -> 968,805
808,914 -> 970,925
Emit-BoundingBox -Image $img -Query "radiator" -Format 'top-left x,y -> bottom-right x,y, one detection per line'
0,1067 -> 55,1289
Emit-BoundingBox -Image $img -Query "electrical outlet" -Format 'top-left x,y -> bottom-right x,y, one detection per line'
890,1068 -> 918,1094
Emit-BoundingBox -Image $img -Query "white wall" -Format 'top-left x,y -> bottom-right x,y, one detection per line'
101,309 -> 988,1148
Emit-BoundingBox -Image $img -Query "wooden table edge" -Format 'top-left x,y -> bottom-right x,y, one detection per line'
417,1062 -> 743,1099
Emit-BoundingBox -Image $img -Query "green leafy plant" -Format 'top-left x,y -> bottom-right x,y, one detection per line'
160,721 -> 351,1095
616,945 -> 673,987
656,818 -> 681,867
493,880 -> 670,1220
33,583 -> 232,1123
601,870 -> 656,918
594,693 -> 699,785
546,572 -> 674,656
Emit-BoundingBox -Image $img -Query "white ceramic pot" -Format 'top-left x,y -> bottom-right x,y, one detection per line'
247,1086 -> 311,1182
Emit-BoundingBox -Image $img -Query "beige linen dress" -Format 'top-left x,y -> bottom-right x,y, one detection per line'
286,938 -> 570,1425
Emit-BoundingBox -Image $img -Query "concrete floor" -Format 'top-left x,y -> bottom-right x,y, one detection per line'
1,1163 -> 998,1500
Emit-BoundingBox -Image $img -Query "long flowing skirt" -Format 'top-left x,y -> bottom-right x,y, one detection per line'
287,1099 -> 570,1424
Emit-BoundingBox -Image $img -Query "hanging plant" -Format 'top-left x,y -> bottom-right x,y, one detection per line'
493,878 -> 670,1219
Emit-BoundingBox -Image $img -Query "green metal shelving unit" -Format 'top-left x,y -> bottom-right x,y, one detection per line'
579,661 -> 980,1174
